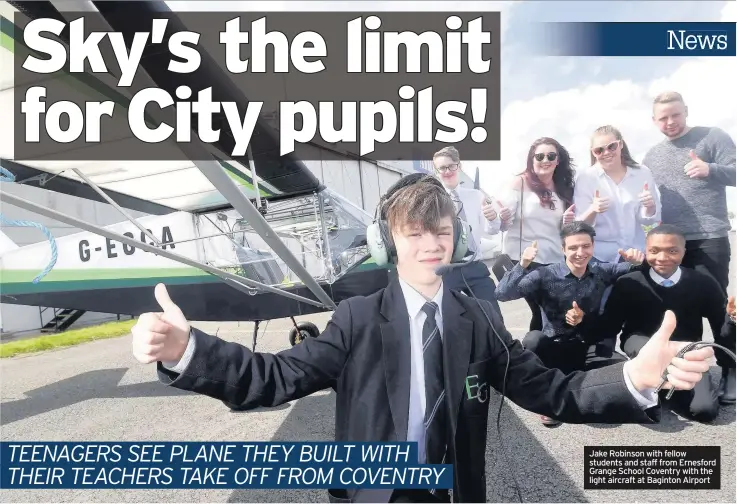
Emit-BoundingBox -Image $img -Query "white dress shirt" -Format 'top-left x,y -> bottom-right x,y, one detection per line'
649,267 -> 682,286
574,164 -> 662,263
446,186 -> 501,262
164,278 -> 659,437
398,278 -> 444,464
497,186 -> 565,265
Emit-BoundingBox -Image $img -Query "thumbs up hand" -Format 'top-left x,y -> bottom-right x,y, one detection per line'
131,283 -> 191,364
590,190 -> 610,213
684,150 -> 709,179
520,240 -> 538,268
618,247 -> 644,265
482,199 -> 498,222
565,301 -> 584,326
497,200 -> 513,223
638,182 -> 655,212
562,204 -> 576,225
625,311 -> 713,393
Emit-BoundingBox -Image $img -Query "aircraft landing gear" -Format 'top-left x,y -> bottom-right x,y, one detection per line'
251,320 -> 261,352
289,317 -> 320,346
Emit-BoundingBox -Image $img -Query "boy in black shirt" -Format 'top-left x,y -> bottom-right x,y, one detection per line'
597,224 -> 736,422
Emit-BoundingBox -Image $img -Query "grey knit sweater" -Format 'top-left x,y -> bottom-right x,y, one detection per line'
643,126 -> 736,240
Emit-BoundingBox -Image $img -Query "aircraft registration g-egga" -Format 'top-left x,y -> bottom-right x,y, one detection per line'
0,0 -> 483,348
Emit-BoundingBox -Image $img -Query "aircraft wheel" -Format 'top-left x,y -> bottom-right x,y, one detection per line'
289,322 -> 320,346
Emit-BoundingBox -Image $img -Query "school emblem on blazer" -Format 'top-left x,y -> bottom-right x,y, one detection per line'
464,374 -> 489,403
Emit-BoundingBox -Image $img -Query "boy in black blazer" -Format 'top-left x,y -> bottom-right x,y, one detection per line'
131,177 -> 714,503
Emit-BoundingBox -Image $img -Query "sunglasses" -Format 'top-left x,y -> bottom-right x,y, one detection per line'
534,152 -> 557,162
592,141 -> 620,156
436,163 -> 459,172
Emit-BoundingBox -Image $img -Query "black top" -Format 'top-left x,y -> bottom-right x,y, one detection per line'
596,266 -> 734,346
496,259 -> 636,339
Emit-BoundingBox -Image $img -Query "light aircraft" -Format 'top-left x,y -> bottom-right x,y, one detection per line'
0,0 -> 498,348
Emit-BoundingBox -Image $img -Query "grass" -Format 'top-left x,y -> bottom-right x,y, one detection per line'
0,319 -> 136,358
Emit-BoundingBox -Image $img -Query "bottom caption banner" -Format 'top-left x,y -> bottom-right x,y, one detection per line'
1,442 -> 453,490
584,446 -> 720,490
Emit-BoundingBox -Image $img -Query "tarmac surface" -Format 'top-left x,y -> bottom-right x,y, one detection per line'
1,248 -> 736,503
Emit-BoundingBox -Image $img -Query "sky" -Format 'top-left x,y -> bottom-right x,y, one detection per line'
166,0 -> 737,211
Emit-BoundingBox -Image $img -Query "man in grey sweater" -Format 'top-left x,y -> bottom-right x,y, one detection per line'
643,91 -> 736,405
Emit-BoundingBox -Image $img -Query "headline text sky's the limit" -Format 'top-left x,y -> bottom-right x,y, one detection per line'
19,14 -> 494,157
23,15 -> 492,85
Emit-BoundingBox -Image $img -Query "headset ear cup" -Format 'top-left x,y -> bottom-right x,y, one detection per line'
367,222 -> 390,266
380,221 -> 396,263
452,218 -> 470,262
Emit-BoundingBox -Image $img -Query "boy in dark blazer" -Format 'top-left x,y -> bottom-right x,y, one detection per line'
131,177 -> 714,503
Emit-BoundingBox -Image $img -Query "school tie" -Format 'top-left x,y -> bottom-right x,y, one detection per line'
450,189 -> 477,255
421,301 -> 447,466
661,279 -> 674,287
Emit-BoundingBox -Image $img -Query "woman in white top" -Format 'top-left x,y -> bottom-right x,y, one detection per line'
574,125 -> 661,264
498,137 -> 577,330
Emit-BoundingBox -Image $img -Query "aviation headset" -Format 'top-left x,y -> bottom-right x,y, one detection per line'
366,173 -> 471,267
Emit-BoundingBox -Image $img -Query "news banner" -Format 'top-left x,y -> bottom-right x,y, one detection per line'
1,442 -> 723,491
0,442 -> 451,490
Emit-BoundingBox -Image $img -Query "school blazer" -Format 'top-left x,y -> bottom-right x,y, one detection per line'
156,278 -> 660,503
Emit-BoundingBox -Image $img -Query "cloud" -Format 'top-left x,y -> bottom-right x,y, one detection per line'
721,0 -> 737,20
473,0 -> 737,210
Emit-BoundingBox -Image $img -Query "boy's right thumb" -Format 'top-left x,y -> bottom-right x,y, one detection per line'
154,283 -> 175,311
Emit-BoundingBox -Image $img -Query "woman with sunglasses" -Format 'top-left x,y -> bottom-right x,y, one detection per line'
497,137 -> 576,331
573,125 -> 662,264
